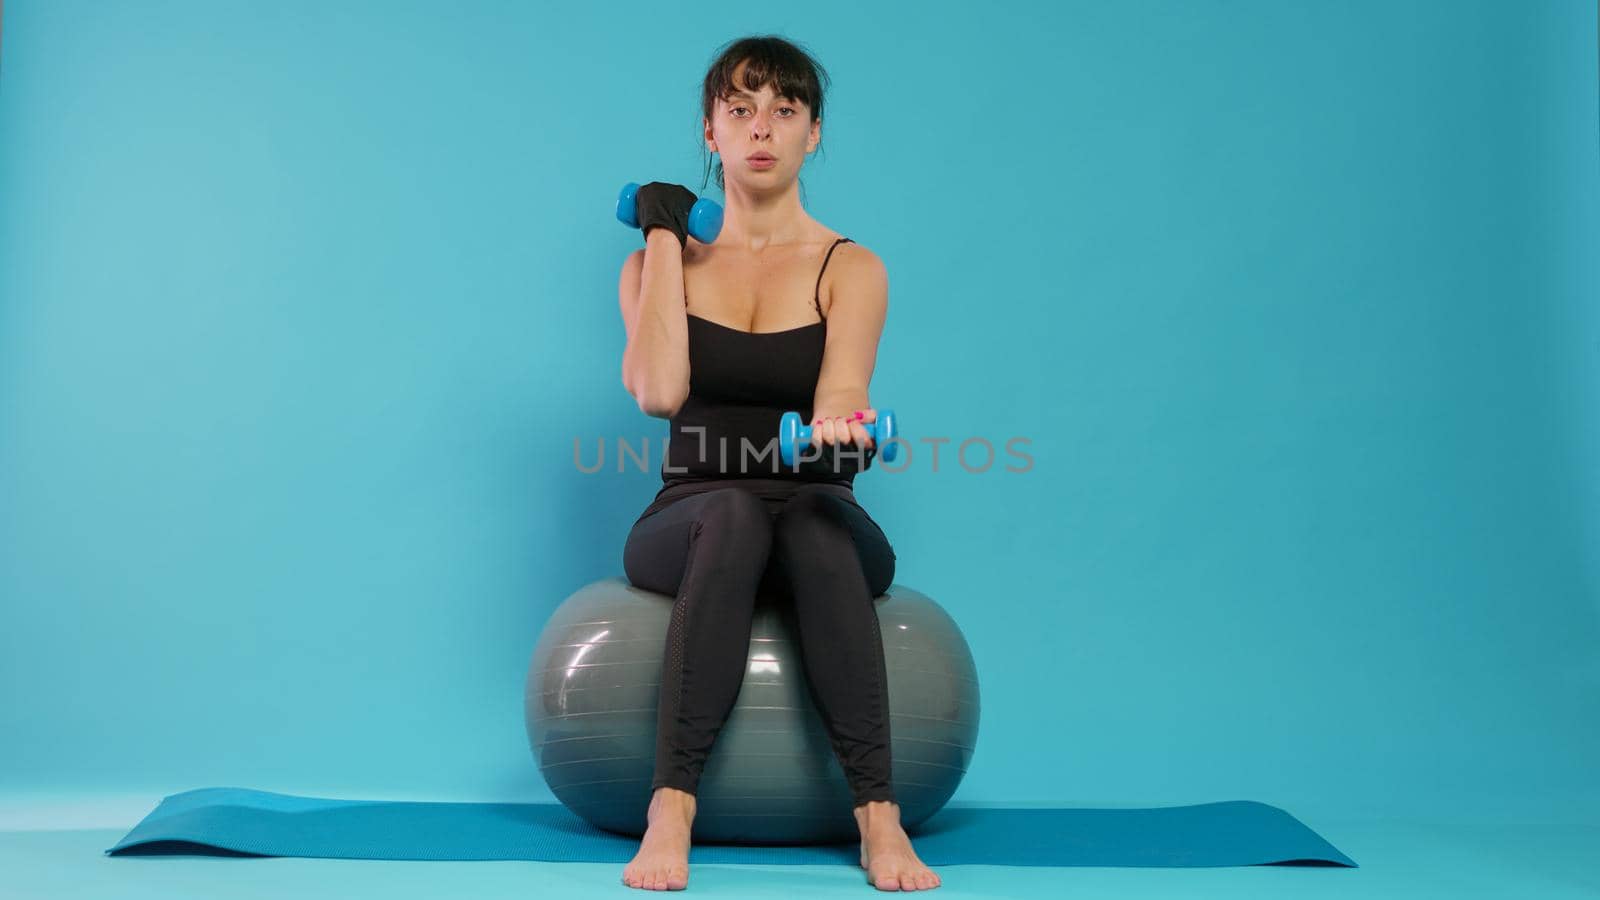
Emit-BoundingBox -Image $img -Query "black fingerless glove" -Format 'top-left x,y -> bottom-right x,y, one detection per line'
633,181 -> 698,249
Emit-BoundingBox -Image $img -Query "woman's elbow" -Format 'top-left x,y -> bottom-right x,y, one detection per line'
623,370 -> 686,419
640,385 -> 687,419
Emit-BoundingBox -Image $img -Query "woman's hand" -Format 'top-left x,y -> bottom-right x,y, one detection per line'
810,408 -> 877,457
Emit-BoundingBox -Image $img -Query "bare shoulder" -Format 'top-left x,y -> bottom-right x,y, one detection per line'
816,237 -> 887,328
835,239 -> 885,277
827,239 -> 887,300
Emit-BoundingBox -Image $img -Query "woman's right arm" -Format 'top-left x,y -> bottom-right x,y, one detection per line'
619,230 -> 691,418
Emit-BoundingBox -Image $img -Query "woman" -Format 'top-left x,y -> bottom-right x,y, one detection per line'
615,36 -> 941,893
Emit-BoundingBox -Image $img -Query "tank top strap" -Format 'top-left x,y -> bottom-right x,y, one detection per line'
812,237 -> 855,320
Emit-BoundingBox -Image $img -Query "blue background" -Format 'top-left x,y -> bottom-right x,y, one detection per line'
2,0 -> 1595,827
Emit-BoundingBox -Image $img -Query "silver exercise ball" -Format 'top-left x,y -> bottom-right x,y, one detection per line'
524,576 -> 980,845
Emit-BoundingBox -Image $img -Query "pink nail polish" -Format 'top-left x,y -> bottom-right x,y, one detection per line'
853,411 -> 864,420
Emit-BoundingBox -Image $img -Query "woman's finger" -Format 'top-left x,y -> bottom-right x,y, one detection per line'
826,416 -> 848,446
849,419 -> 873,451
812,417 -> 840,449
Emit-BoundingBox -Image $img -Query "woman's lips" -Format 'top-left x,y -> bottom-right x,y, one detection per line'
747,156 -> 776,169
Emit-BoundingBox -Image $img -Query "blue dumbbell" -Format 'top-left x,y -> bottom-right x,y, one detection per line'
779,410 -> 900,467
616,182 -> 724,245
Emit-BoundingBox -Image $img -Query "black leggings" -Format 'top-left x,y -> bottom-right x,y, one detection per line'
622,478 -> 897,808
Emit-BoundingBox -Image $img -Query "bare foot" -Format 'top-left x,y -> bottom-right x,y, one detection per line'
622,786 -> 695,890
855,800 -> 942,891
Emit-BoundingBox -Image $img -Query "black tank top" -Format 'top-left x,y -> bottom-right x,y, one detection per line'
661,237 -> 861,488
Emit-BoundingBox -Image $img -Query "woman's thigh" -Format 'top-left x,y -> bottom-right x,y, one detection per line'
622,487 -> 770,596
772,484 -> 897,597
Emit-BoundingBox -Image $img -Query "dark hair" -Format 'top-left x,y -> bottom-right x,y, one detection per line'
698,35 -> 831,196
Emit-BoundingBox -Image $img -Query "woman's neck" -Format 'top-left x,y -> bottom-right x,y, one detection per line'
717,181 -> 812,251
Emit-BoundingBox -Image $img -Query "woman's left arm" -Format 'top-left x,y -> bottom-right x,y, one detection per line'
811,247 -> 888,451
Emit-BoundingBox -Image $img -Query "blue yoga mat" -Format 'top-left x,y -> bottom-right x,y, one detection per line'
105,787 -> 1356,868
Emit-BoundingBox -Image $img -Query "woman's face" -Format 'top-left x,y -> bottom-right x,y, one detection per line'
705,70 -> 819,189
